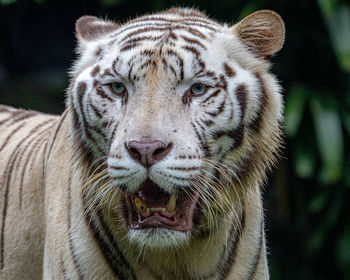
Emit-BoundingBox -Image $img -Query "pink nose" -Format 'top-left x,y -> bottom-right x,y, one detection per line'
126,140 -> 173,167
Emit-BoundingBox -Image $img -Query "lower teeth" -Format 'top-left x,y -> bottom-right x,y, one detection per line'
147,207 -> 166,211
134,195 -> 177,213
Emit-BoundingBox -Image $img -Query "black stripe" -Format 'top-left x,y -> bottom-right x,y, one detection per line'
101,69 -> 115,78
183,26 -> 207,39
207,99 -> 226,117
121,35 -> 163,51
182,21 -> 217,31
89,103 -> 102,119
181,45 -> 201,58
7,110 -> 38,126
93,82 -> 113,102
203,89 -> 221,104
247,220 -> 264,280
0,116 -> 13,126
248,74 -> 268,133
90,65 -> 100,77
191,121 -> 210,157
45,111 -> 67,165
180,35 -> 207,49
236,84 -> 247,122
82,192 -> 136,280
217,202 -> 246,279
0,105 -> 11,113
168,166 -> 199,171
109,166 -> 129,171
0,110 -> 22,126
224,63 -> 236,77
67,172 -> 84,280
0,142 -> 24,269
228,123 -> 244,150
108,122 -> 118,147
61,258 -> 71,280
19,123 -> 55,208
75,82 -> 97,146
128,15 -> 219,29
166,50 -> 184,80
0,123 -> 26,153
120,26 -> 169,43
120,43 -> 140,52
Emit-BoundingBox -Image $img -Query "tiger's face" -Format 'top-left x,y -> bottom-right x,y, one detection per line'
68,9 -> 284,248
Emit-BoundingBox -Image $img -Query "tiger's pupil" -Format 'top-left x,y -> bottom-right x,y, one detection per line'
112,82 -> 125,94
191,83 -> 206,95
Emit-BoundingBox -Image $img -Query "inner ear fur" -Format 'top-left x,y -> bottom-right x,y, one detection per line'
75,16 -> 119,42
230,10 -> 285,58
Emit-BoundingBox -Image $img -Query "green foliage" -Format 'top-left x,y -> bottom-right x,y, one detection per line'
100,0 -> 123,7
280,0 -> 350,278
0,0 -> 17,6
310,96 -> 343,183
319,0 -> 350,72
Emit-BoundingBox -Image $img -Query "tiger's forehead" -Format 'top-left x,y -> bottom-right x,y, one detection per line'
112,8 -> 223,43
96,11 -> 231,84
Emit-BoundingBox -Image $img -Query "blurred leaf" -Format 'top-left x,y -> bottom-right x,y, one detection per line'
310,97 -> 344,183
294,142 -> 315,178
100,0 -> 123,7
307,192 -> 342,256
238,3 -> 260,19
34,0 -> 47,4
336,224 -> 350,278
285,85 -> 308,137
309,192 -> 328,213
343,110 -> 350,137
318,0 -> 339,16
319,2 -> 350,72
0,0 -> 17,5
345,162 -> 350,188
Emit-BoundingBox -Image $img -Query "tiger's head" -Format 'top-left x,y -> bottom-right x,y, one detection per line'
67,8 -> 284,249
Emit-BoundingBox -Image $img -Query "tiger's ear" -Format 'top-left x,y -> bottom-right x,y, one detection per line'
75,16 -> 119,43
230,10 -> 285,58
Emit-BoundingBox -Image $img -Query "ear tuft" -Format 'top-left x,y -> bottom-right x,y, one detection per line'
230,10 -> 285,58
75,15 -> 119,42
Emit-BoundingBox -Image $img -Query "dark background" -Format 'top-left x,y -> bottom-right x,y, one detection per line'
1,0 -> 350,279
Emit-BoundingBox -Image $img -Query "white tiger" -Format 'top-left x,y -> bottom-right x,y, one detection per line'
0,8 -> 285,280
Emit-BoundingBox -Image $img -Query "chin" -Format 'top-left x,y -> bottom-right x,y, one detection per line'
127,228 -> 191,249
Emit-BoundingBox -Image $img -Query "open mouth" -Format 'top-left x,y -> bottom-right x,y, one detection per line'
124,179 -> 199,232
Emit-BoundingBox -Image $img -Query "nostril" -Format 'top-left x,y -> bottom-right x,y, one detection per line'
128,147 -> 141,161
152,143 -> 173,162
153,147 -> 166,156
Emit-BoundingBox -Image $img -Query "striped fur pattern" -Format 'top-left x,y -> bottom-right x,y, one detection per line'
0,8 -> 284,280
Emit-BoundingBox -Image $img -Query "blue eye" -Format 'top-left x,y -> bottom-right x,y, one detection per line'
111,82 -> 126,95
190,83 -> 207,95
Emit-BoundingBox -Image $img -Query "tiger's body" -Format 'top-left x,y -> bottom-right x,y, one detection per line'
0,8 -> 284,280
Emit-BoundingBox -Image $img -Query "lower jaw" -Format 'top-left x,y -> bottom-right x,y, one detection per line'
127,228 -> 191,249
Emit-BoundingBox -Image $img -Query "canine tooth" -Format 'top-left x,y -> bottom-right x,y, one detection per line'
135,197 -> 147,212
166,194 -> 176,212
